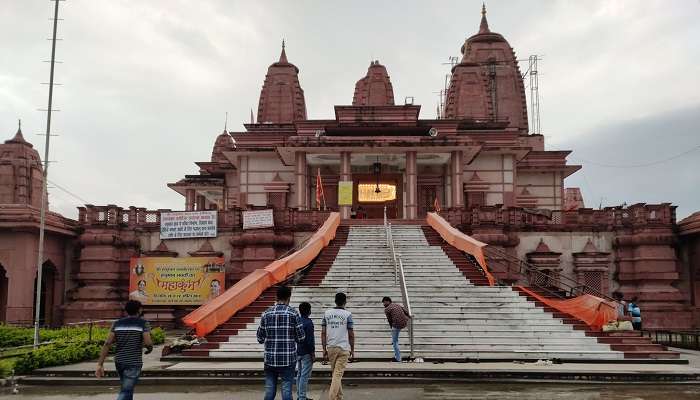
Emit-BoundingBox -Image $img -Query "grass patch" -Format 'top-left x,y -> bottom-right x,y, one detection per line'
0,324 -> 164,377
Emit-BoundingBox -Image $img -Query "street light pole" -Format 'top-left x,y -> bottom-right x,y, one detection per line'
34,0 -> 61,348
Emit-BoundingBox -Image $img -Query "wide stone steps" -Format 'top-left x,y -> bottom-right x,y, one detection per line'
217,335 -> 612,355
183,224 -> 676,362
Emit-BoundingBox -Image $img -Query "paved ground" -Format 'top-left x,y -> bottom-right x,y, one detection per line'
6,383 -> 700,399
38,344 -> 700,376
5,346 -> 700,398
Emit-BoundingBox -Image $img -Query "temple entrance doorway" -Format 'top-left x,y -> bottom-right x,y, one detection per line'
33,262 -> 57,326
355,174 -> 402,219
0,264 -> 7,323
418,185 -> 437,217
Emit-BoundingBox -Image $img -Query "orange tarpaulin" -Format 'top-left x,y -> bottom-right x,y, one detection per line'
426,212 -> 496,286
516,286 -> 618,330
183,212 -> 341,337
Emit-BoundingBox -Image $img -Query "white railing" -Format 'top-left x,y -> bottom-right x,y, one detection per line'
384,206 -> 415,359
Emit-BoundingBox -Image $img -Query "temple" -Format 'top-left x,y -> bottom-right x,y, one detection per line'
1,7 -> 699,335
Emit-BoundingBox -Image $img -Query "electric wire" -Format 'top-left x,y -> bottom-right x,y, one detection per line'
570,144 -> 700,168
47,179 -> 90,205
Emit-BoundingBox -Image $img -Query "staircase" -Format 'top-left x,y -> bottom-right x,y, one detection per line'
180,224 -> 686,361
514,287 -> 680,359
421,226 -> 490,286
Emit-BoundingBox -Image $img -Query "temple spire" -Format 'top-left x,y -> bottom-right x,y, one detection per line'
7,118 -> 29,145
479,2 -> 490,34
279,39 -> 288,63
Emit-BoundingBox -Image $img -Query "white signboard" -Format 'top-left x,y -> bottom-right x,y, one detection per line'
160,211 -> 218,239
242,209 -> 275,230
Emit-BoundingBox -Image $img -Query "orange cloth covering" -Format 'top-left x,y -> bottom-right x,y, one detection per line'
516,286 -> 618,330
183,212 -> 341,337
426,212 -> 496,286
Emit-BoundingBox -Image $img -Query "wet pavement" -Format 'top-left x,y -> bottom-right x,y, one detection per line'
5,383 -> 700,400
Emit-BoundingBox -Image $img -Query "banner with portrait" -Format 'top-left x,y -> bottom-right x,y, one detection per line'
129,256 -> 225,305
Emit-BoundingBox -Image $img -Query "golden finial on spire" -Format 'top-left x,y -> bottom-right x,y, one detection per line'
482,2 -> 486,17
282,38 -> 285,50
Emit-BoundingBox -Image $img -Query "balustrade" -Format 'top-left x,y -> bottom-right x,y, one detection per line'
435,203 -> 674,231
78,205 -> 332,231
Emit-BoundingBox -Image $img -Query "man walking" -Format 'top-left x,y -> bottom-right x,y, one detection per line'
95,300 -> 153,400
257,286 -> 306,400
322,292 -> 354,400
296,301 -> 315,400
382,296 -> 410,362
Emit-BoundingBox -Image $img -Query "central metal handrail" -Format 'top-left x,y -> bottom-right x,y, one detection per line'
383,206 -> 415,359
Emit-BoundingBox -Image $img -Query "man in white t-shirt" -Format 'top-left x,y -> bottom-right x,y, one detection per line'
322,292 -> 354,400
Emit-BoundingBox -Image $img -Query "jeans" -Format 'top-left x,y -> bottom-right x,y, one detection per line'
115,363 -> 141,400
264,364 -> 295,400
391,327 -> 402,361
327,346 -> 350,400
296,353 -> 314,400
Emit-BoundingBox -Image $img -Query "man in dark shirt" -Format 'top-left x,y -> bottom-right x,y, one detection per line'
95,300 -> 153,400
257,286 -> 305,400
382,296 -> 410,362
296,302 -> 315,400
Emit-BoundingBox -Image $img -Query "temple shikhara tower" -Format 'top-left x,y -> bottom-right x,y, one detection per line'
1,7 -> 699,354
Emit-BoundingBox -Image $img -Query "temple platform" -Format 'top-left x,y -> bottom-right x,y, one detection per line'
17,345 -> 700,385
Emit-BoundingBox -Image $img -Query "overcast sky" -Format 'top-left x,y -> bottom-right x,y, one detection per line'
1,0 -> 698,219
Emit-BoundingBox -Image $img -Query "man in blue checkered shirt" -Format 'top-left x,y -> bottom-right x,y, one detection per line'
257,286 -> 306,400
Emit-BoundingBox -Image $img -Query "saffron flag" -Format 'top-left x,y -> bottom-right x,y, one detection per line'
316,168 -> 326,210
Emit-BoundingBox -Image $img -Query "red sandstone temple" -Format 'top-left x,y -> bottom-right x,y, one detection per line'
1,8 -> 699,332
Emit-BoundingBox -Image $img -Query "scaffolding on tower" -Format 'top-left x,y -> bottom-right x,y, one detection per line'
527,55 -> 541,135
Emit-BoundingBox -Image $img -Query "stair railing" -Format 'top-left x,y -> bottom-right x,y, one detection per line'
483,245 -> 618,303
398,257 -> 415,359
385,221 -> 415,359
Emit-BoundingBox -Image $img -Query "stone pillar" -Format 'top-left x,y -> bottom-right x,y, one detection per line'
295,152 -> 307,210
224,171 -> 239,209
406,151 -> 417,219
572,239 -> 611,296
63,206 -> 140,322
195,195 -> 206,210
340,151 -> 352,219
444,161 -> 452,208
451,150 -> 463,208
615,228 -> 689,329
185,189 -> 196,211
230,231 -> 294,281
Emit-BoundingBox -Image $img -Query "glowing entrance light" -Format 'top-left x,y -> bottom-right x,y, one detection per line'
358,184 -> 396,202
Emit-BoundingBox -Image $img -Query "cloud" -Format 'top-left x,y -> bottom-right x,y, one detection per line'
0,0 -> 698,220
560,104 -> 700,219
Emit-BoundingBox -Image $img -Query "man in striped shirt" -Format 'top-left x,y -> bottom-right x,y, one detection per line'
257,286 -> 306,400
95,300 -> 153,400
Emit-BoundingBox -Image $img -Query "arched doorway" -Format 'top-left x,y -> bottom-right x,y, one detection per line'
33,262 -> 57,327
0,264 -> 7,323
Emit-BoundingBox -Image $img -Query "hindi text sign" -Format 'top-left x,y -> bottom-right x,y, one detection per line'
160,210 -> 217,240
242,209 -> 275,230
